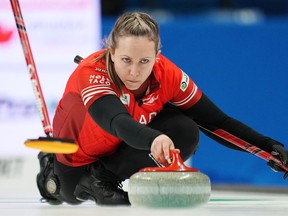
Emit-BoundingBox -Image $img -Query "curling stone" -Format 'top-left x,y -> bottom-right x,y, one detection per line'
128,150 -> 211,208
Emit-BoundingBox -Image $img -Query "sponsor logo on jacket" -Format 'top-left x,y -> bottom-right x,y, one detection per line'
180,71 -> 189,92
142,93 -> 159,106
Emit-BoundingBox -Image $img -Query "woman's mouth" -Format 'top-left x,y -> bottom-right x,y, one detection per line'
127,80 -> 139,83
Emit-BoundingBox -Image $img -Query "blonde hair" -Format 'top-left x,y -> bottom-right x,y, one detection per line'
95,12 -> 161,93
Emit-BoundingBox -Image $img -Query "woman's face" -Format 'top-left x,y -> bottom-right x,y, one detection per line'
110,36 -> 158,91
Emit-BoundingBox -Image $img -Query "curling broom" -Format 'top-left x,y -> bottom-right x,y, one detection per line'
10,0 -> 78,154
198,124 -> 288,178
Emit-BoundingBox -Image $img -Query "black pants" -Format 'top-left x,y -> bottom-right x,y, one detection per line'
53,106 -> 200,204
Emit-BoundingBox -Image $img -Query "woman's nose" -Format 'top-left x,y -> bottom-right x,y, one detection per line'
129,64 -> 139,77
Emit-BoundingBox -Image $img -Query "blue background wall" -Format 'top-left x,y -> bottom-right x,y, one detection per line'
102,14 -> 288,187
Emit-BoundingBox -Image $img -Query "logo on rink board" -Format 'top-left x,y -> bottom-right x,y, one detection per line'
0,158 -> 24,178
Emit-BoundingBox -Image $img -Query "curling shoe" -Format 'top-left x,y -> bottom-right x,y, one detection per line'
74,173 -> 130,205
36,152 -> 62,205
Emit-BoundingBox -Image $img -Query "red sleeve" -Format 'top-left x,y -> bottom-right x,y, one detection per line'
78,66 -> 117,108
170,69 -> 202,110
156,55 -> 202,110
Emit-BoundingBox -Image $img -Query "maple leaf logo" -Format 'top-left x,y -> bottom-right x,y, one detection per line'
0,25 -> 14,43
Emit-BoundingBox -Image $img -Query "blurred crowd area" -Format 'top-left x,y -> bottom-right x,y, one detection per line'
101,0 -> 288,16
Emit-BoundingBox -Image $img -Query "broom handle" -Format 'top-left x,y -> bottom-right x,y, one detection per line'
198,125 -> 288,172
10,0 -> 52,136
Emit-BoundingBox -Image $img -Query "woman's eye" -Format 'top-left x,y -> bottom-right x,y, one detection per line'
141,59 -> 149,64
122,58 -> 130,63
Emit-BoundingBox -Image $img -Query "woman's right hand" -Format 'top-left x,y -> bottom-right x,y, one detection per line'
150,134 -> 180,165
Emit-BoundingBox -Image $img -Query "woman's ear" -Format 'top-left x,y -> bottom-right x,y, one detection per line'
155,50 -> 161,62
156,49 -> 161,56
109,47 -> 115,62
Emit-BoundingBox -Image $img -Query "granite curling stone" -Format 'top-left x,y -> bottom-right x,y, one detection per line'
128,150 -> 211,208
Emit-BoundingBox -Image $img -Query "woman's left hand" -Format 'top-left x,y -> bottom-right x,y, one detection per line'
267,145 -> 288,179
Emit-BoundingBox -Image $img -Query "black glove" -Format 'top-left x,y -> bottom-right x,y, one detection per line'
267,145 -> 288,179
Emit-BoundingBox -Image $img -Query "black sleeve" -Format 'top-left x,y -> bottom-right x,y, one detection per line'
184,93 -> 283,153
88,95 -> 162,150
